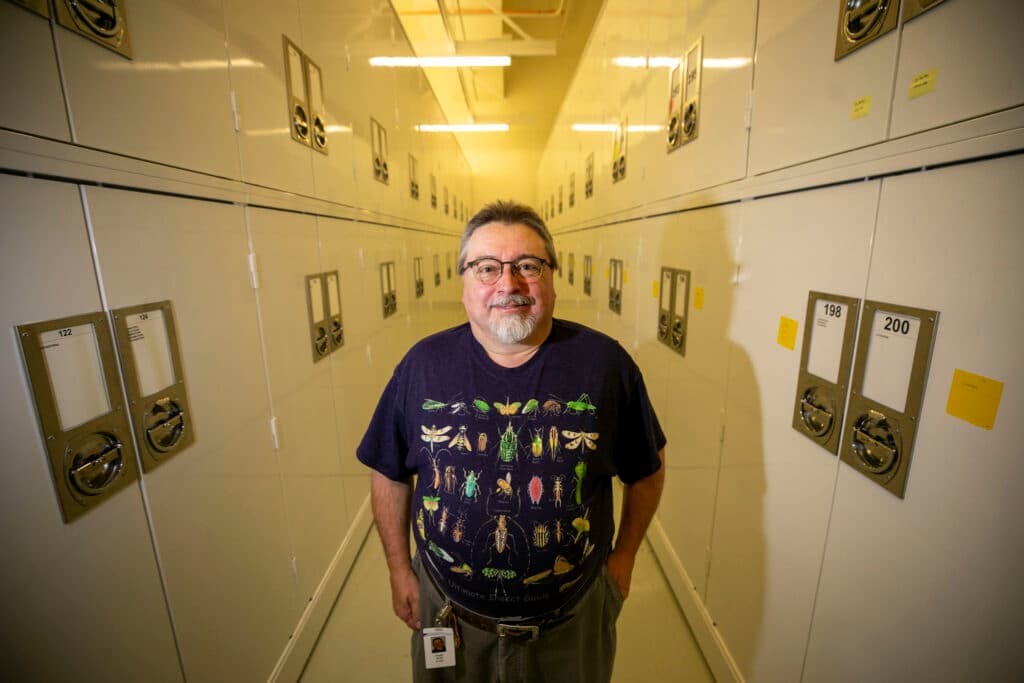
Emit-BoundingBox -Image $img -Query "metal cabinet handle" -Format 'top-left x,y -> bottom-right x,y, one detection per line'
850,410 -> 898,474
293,104 -> 309,139
800,398 -> 834,437
69,438 -> 123,495
145,398 -> 187,454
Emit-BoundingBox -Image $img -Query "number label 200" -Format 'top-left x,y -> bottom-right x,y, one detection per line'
883,315 -> 911,335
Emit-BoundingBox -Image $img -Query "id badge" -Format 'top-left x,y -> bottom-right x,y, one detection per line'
423,627 -> 456,669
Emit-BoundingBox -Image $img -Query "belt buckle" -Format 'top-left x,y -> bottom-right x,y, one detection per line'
496,623 -> 540,641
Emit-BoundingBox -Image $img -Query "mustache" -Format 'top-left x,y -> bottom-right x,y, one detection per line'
488,294 -> 535,308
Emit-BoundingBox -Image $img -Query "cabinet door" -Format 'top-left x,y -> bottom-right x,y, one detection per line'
804,154 -> 1024,682
85,186 -> 297,681
0,175 -> 180,681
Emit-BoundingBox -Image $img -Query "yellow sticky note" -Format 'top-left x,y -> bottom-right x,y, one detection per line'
852,96 -> 872,120
652,280 -> 660,299
604,267 -> 610,280
909,68 -> 937,100
946,369 -> 1004,430
693,287 -> 705,310
623,270 -> 628,285
777,316 -> 798,351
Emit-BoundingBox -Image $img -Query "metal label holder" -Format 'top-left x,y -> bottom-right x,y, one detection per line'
324,270 -> 344,352
110,300 -> 195,472
609,259 -> 623,314
17,311 -> 139,522
284,36 -> 311,147
380,261 -> 397,318
304,274 -> 331,362
840,300 -> 939,498
791,291 -> 861,454
583,255 -> 593,296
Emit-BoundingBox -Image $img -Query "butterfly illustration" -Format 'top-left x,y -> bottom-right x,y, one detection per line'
494,398 -> 522,416
561,429 -> 599,451
421,424 -> 452,451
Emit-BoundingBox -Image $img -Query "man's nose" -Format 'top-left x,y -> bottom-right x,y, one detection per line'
497,263 -> 526,289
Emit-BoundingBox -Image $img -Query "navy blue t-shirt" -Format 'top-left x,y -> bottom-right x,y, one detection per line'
357,319 -> 665,619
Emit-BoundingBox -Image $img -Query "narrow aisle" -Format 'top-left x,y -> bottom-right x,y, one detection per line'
301,528 -> 713,682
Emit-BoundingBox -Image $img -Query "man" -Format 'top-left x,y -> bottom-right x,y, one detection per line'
358,200 -> 665,682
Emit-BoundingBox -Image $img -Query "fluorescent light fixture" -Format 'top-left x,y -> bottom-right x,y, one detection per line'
648,57 -> 681,68
627,125 -> 662,133
416,124 -> 510,132
370,56 -> 511,68
612,56 -> 647,68
704,57 -> 751,69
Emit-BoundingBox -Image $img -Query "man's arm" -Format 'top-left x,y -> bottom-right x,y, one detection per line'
607,449 -> 665,599
370,470 -> 421,630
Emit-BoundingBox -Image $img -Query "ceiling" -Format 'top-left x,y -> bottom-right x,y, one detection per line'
390,0 -> 605,201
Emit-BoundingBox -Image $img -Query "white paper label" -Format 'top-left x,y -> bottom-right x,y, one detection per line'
861,310 -> 920,413
306,63 -> 323,110
127,310 -> 176,397
806,300 -> 849,384
326,274 -> 341,317
287,45 -> 304,89
673,272 -> 688,316
40,324 -> 110,431
308,277 -> 325,323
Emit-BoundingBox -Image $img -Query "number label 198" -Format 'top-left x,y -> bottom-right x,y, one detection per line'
823,303 -> 843,318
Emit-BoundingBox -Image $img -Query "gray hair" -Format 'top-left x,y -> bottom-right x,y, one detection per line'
458,200 -> 559,273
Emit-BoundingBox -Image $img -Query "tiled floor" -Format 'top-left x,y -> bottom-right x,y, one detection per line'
300,528 -> 713,682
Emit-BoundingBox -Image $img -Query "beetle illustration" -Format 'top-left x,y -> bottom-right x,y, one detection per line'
499,422 -> 518,463
531,428 -> 544,460
439,506 -> 449,533
533,522 -> 549,548
548,426 -> 560,460
451,515 -> 466,543
473,397 -> 491,419
477,431 -> 488,453
461,469 -> 481,501
444,465 -> 457,494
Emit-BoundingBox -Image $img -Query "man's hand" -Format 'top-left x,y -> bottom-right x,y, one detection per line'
606,547 -> 636,600
389,564 -> 422,630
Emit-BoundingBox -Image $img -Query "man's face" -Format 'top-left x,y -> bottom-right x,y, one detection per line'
461,222 -> 556,347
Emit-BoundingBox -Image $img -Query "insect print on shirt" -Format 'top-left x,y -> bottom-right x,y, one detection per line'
451,514 -> 466,544
416,508 -> 426,540
554,519 -> 564,544
444,465 -> 457,494
530,428 -> 544,461
542,399 -> 562,416
428,540 -> 454,563
498,421 -> 519,465
423,495 -> 440,521
461,469 -> 481,502
562,429 -> 599,452
428,453 -> 441,490
552,475 -> 565,508
573,460 -> 588,506
439,506 -> 449,534
532,522 -> 549,548
421,424 -> 452,452
571,507 -> 590,543
477,431 -> 488,453
564,393 -> 597,416
548,426 -> 560,461
448,425 -> 472,451
472,398 -> 491,420
522,398 -> 539,418
495,472 -> 514,499
528,475 -> 544,506
494,397 -> 521,416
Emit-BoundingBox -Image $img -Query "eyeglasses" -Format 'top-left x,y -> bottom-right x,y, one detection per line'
461,256 -> 551,284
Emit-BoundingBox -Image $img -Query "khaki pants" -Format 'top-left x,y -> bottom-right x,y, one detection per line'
411,555 -> 624,683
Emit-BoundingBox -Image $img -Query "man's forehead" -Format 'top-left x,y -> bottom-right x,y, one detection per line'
466,222 -> 545,252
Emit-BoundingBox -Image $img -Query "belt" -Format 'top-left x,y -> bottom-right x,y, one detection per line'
422,564 -> 575,641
